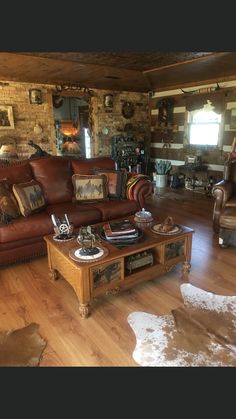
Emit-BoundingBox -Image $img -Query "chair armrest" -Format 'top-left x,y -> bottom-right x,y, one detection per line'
127,177 -> 153,209
212,180 -> 233,232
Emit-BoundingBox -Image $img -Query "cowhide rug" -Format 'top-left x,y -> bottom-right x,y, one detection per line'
128,284 -> 236,367
0,323 -> 47,367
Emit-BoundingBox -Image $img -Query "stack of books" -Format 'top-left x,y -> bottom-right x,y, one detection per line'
103,219 -> 139,241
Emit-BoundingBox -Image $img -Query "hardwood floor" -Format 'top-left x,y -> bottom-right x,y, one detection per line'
1,187 -> 236,366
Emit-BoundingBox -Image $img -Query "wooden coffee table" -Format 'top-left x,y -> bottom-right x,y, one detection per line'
44,216 -> 194,318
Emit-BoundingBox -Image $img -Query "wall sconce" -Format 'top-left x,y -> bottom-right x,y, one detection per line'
104,93 -> 114,109
29,89 -> 43,105
33,123 -> 43,135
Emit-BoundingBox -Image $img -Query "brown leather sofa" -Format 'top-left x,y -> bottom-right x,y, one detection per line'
212,157 -> 236,247
0,155 -> 153,265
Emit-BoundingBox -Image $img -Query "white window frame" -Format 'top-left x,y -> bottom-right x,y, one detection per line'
186,101 -> 224,149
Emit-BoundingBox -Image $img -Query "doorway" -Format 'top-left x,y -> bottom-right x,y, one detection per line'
52,95 -> 91,158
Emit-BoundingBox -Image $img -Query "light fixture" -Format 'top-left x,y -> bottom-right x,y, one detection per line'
60,120 -> 80,137
29,89 -> 43,105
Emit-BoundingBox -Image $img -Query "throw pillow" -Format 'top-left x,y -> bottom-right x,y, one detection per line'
72,174 -> 109,203
0,178 -> 21,223
12,180 -> 46,217
94,168 -> 127,199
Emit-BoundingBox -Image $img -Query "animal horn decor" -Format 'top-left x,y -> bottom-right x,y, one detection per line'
181,83 -> 221,95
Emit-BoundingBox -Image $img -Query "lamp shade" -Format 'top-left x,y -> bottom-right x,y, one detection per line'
60,120 -> 80,137
0,144 -> 18,158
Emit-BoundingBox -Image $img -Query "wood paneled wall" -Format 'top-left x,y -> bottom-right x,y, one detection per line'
149,80 -> 236,174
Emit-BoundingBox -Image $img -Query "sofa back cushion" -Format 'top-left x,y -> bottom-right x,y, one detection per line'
71,157 -> 115,175
29,156 -> 73,204
72,174 -> 109,202
94,168 -> 127,199
0,179 -> 21,223
12,179 -> 46,217
0,160 -> 33,184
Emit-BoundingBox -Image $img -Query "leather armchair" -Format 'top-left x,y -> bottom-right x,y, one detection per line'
212,158 -> 236,247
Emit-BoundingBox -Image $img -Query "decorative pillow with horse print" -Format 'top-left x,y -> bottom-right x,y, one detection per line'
12,179 -> 46,217
72,174 -> 109,203
0,178 -> 21,223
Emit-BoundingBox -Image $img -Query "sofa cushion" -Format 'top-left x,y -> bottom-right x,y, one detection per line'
0,179 -> 21,222
225,197 -> 236,207
0,160 -> 33,184
89,199 -> 139,221
71,157 -> 115,175
72,174 -> 109,202
29,156 -> 73,204
0,212 -> 53,243
46,202 -> 102,226
219,207 -> 236,229
12,180 -> 46,217
94,168 -> 127,199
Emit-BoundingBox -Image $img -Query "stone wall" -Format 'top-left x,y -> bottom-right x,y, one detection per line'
90,89 -> 149,157
0,81 -> 149,160
0,81 -> 56,159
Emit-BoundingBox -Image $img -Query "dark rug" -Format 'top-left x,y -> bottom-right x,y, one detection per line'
0,323 -> 47,367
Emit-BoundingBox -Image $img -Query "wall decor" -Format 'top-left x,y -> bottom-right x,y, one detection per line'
0,106 -> 14,129
104,93 -> 114,109
29,89 -> 43,105
122,101 -> 135,119
55,84 -> 94,96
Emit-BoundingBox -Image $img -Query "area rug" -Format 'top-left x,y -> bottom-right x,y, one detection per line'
127,284 -> 236,367
0,323 -> 47,367
156,191 -> 191,202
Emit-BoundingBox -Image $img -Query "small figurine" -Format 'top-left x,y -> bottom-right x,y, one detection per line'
28,140 -> 50,159
77,226 -> 100,256
159,216 -> 175,232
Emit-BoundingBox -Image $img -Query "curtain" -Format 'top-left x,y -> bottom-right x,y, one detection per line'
185,91 -> 227,114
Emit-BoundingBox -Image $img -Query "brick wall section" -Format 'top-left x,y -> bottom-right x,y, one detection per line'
0,81 -> 56,158
0,82 -> 149,159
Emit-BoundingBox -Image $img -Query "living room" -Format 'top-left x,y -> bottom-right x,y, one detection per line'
1,52 -> 236,367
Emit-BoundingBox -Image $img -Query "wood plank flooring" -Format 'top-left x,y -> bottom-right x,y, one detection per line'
1,187 -> 236,366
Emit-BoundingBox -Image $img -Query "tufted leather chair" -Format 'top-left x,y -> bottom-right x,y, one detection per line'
212,158 -> 236,247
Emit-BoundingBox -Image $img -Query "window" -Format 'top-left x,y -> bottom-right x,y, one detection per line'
187,100 -> 222,146
84,128 -> 91,158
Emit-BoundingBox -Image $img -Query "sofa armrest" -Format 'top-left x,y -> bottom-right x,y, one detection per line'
127,177 -> 153,209
212,180 -> 233,232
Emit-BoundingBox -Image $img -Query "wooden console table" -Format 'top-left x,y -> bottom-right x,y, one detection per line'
44,216 -> 194,318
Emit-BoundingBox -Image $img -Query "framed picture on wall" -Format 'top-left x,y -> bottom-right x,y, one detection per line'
0,105 -> 14,129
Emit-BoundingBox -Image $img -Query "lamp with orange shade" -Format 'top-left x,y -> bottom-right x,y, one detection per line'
60,120 -> 80,137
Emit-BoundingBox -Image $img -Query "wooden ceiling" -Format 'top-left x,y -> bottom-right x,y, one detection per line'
1,51 -> 236,92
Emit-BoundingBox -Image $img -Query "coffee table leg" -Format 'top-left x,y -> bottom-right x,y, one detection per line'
79,303 -> 90,319
49,268 -> 58,281
182,261 -> 191,274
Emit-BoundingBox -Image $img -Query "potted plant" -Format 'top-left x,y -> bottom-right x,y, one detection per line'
154,160 -> 172,187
